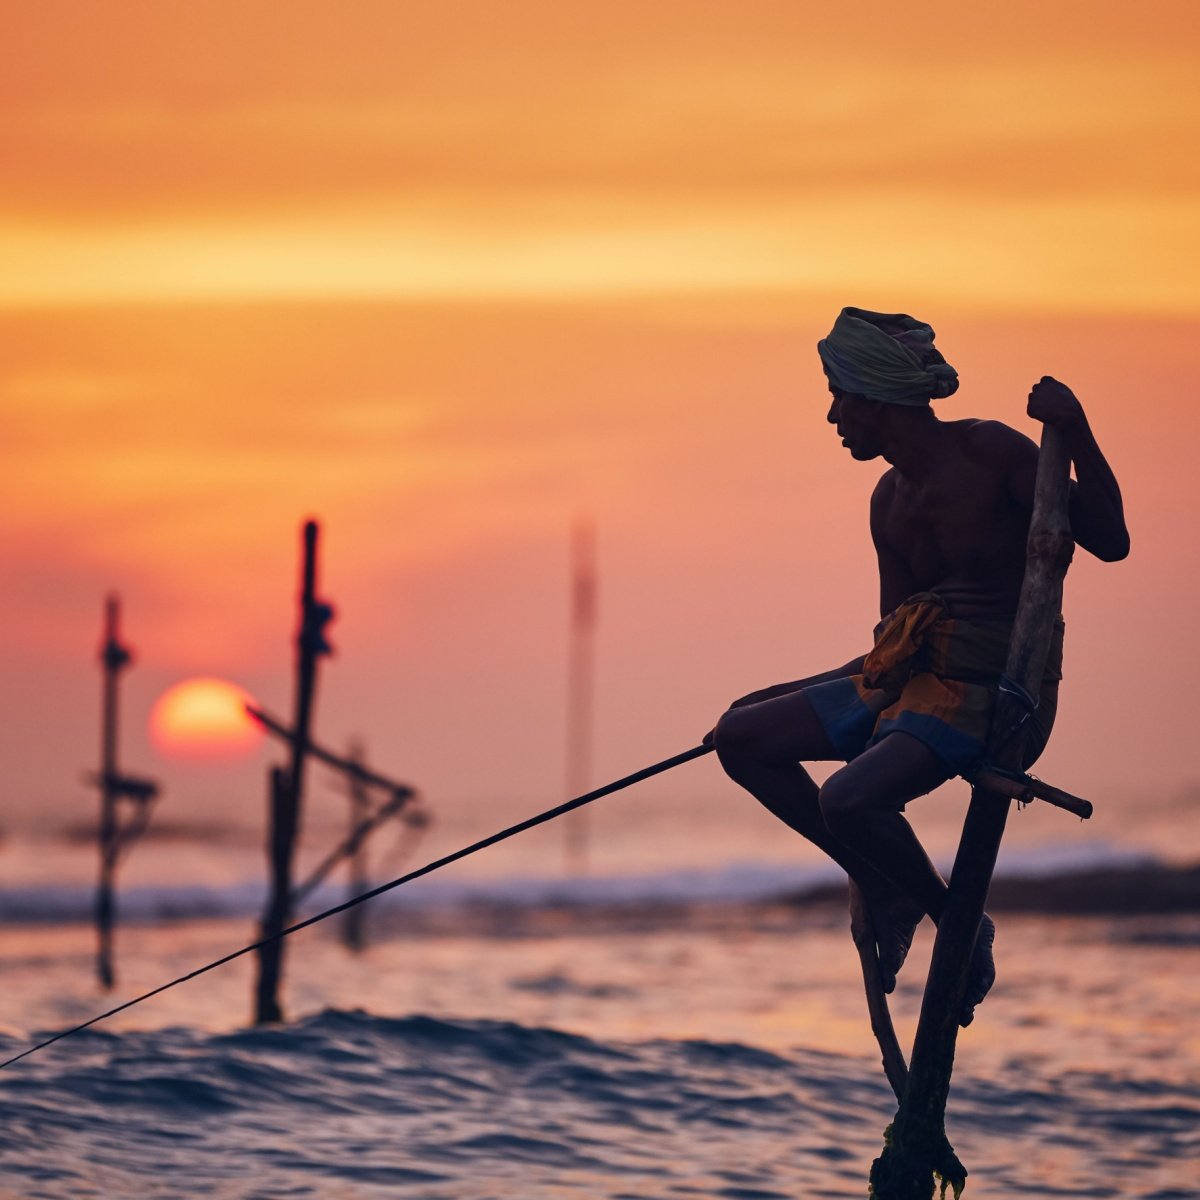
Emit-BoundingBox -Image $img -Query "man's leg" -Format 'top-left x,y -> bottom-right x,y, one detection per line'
714,693 -> 927,984
817,733 -> 949,914
818,732 -> 996,1025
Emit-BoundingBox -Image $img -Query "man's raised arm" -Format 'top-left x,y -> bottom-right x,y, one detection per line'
1027,376 -> 1130,562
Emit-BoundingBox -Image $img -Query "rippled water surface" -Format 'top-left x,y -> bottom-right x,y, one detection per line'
1,906 -> 1197,1198
2,1006 -> 1196,1200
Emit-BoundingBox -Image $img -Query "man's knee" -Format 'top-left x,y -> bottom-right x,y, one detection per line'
818,768 -> 872,836
712,707 -> 765,773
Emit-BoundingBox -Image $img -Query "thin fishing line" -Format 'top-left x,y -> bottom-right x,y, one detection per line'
0,743 -> 713,1071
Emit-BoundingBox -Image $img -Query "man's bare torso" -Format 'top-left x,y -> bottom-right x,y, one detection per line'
870,419 -> 1038,620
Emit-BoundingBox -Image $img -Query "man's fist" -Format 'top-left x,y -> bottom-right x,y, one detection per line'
1028,376 -> 1085,429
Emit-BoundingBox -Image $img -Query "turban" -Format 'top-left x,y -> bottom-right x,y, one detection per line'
817,307 -> 959,406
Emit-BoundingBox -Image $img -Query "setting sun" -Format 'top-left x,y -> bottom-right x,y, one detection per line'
149,678 -> 263,759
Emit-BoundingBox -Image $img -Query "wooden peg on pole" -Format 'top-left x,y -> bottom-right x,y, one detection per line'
870,424 -> 1075,1198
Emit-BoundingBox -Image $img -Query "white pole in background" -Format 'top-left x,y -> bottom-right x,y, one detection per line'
564,518 -> 597,874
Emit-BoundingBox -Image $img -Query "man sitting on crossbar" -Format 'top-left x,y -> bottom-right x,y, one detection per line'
709,307 -> 1129,1026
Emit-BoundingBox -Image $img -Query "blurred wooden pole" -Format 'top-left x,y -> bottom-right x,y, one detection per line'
564,518 -> 597,874
95,594 -> 130,991
255,765 -> 293,1022
342,741 -> 370,952
254,520 -> 332,1024
871,425 -> 1074,1198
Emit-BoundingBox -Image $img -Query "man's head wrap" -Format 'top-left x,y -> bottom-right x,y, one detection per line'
817,307 -> 959,406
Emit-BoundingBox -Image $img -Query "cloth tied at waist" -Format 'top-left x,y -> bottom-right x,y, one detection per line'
862,592 -> 951,690
806,593 -> 1063,774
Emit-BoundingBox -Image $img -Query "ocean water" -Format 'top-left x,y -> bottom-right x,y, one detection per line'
1,774 -> 1198,1199
1,877 -> 1198,1199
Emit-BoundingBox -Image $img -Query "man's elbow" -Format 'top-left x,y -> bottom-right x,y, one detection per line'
1091,531 -> 1131,563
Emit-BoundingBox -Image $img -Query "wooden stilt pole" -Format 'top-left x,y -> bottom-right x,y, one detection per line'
849,881 -> 909,1100
254,765 -> 293,1023
254,520 -> 332,1024
343,741 -> 370,953
870,425 -> 1074,1198
95,595 -> 130,991
92,595 -> 159,991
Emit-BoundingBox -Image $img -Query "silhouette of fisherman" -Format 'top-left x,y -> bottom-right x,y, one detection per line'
709,308 -> 1129,1024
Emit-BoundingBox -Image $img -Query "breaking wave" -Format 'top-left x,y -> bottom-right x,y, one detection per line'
0,841 -> 1169,926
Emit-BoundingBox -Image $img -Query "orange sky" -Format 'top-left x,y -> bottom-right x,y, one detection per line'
3,2 -> 1198,311
1,2 -> 1197,853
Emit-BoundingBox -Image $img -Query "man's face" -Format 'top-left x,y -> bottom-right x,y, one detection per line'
826,389 -> 885,461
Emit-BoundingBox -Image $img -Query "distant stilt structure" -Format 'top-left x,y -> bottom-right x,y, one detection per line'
246,706 -> 424,956
342,740 -> 370,953
93,595 -> 159,990
564,518 -> 597,874
254,520 -> 334,1025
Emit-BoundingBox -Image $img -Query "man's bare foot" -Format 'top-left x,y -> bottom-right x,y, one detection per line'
959,913 -> 996,1027
867,889 -> 926,993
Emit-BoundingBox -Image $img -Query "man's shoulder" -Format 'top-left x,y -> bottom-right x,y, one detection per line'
871,466 -> 901,503
950,418 -> 1037,464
